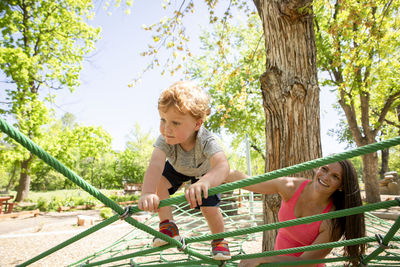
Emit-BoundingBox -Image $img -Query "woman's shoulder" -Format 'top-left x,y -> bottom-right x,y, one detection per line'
279,177 -> 309,187
278,177 -> 309,201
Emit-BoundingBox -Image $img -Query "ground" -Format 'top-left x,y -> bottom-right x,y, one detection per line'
0,209 -> 136,266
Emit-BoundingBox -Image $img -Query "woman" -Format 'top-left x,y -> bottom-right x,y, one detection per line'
226,160 -> 365,267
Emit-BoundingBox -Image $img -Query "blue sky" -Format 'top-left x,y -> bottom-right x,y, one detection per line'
51,2 -> 346,156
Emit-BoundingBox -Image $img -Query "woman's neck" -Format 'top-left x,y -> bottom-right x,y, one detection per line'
304,181 -> 332,206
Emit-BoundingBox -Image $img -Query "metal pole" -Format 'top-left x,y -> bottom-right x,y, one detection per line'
245,134 -> 257,228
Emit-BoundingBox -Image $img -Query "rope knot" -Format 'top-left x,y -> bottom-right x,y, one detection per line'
177,237 -> 187,252
375,234 -> 390,250
119,206 -> 132,220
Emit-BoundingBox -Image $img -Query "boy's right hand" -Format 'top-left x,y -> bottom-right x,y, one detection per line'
138,193 -> 160,212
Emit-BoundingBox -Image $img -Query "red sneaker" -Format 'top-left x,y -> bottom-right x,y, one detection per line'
211,239 -> 231,260
152,219 -> 181,247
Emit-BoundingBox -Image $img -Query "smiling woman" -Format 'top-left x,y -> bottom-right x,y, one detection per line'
226,159 -> 366,267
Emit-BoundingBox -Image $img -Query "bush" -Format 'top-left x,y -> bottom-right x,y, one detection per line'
99,207 -> 114,220
37,197 -> 49,211
108,194 -> 139,203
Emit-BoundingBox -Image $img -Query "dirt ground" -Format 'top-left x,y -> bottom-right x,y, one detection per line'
0,209 -> 163,267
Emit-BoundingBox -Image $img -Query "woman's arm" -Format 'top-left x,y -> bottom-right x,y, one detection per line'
226,170 -> 300,201
239,221 -> 334,267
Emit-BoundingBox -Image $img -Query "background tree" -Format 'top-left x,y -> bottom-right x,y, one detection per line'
314,0 -> 400,203
116,124 -> 154,185
0,133 -> 21,191
29,113 -> 113,190
0,0 -> 100,201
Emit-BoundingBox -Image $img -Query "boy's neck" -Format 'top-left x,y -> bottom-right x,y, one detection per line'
179,131 -> 198,152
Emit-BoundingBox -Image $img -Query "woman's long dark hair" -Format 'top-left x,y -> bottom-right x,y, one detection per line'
331,159 -> 366,266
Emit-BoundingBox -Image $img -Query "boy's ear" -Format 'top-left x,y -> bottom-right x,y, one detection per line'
195,119 -> 203,131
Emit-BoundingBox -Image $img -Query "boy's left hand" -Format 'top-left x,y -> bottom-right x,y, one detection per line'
185,179 -> 210,209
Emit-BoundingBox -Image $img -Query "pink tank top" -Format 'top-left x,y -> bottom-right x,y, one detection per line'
275,180 -> 333,267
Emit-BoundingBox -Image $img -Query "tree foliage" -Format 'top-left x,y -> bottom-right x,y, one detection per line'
187,14 -> 265,154
314,0 -> 400,202
315,0 -> 400,138
122,0 -> 253,87
0,0 -> 100,200
116,123 -> 155,184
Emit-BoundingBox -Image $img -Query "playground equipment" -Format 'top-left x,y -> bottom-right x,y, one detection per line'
1,117 -> 399,266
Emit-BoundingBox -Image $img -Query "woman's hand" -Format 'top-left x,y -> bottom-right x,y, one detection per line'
238,258 -> 263,267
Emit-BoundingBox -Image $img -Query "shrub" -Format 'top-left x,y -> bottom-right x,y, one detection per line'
37,197 -> 49,211
99,207 -> 114,220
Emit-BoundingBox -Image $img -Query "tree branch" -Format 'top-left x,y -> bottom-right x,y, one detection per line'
371,90 -> 400,136
338,88 -> 364,146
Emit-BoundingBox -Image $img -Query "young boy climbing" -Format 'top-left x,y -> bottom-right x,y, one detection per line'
138,80 -> 231,260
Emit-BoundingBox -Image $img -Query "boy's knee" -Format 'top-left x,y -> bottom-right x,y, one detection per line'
200,206 -> 220,216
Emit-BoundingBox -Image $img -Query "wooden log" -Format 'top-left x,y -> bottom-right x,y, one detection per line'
0,209 -> 40,219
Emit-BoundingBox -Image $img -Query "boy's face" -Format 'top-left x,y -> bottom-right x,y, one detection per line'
159,106 -> 202,147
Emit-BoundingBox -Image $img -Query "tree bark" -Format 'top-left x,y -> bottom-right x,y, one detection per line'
253,0 -> 322,251
380,148 -> 389,180
338,88 -> 383,203
362,152 -> 380,203
16,154 -> 33,202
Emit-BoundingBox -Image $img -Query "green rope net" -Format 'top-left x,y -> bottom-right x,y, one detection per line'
1,117 -> 399,267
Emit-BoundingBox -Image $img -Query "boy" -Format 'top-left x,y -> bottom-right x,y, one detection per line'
138,81 -> 231,260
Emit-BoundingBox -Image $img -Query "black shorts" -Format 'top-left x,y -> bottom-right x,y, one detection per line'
162,161 -> 220,207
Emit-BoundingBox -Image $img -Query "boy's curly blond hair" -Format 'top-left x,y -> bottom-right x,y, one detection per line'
158,81 -> 211,120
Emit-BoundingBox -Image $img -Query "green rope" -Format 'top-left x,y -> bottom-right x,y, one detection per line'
0,119 -> 187,262
2,116 -> 399,216
233,237 -> 400,263
208,136 -> 400,197
2,116 -> 400,267
362,216 -> 400,265
18,215 -> 120,267
80,245 -> 219,267
185,199 -> 400,243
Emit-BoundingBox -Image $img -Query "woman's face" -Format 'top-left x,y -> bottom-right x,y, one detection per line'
314,162 -> 343,194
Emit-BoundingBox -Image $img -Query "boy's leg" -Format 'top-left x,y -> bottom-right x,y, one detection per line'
153,176 -> 181,247
156,176 -> 173,221
200,206 -> 224,234
201,206 -> 231,260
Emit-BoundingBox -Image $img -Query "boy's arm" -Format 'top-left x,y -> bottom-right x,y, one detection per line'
203,151 -> 230,188
185,151 -> 229,208
138,147 -> 166,212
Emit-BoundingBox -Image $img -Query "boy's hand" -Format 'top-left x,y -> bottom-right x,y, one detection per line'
138,193 -> 160,212
185,179 -> 210,209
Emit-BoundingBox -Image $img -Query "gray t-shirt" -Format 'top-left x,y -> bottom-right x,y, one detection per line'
154,126 -> 223,177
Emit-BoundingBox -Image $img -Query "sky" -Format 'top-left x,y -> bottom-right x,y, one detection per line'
51,2 -> 346,157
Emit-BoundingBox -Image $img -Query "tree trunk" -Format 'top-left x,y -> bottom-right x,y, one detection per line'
262,194 -> 281,251
397,105 -> 400,135
362,152 -> 380,203
6,162 -> 18,192
380,148 -> 389,180
254,0 -> 321,251
16,154 -> 33,202
339,89 -> 382,202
